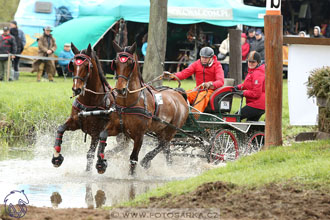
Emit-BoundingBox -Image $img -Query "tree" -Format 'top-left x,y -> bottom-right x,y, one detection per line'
0,0 -> 20,22
142,0 -> 168,85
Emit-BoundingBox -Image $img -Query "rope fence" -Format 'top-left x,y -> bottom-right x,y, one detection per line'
0,53 -> 288,81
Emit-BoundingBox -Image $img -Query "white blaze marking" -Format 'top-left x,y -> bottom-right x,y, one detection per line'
74,66 -> 80,88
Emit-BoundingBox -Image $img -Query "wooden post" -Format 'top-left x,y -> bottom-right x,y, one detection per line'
229,29 -> 242,84
142,0 -> 168,85
264,0 -> 283,148
6,55 -> 11,81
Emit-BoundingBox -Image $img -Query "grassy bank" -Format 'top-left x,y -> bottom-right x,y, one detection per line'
0,73 -> 72,138
118,139 -> 330,207
0,72 -> 314,140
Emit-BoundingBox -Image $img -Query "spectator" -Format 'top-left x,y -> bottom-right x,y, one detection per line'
325,20 -> 330,38
9,20 -> 26,80
312,26 -> 324,38
58,43 -> 74,77
0,26 -> 17,81
298,31 -> 307,37
250,29 -> 265,61
32,26 -> 57,82
233,51 -> 265,121
141,33 -> 148,58
241,33 -> 250,79
219,34 -> 230,78
246,28 -> 256,45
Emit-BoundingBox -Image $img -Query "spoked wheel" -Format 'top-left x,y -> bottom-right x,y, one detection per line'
245,132 -> 265,155
209,129 -> 239,164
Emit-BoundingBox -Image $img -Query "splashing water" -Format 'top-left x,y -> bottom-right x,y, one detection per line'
0,130 -> 216,208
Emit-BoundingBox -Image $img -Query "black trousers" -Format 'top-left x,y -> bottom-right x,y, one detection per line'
12,56 -> 20,72
240,105 -> 265,121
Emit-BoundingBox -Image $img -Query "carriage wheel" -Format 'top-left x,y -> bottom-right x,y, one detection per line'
209,129 -> 239,164
245,132 -> 265,155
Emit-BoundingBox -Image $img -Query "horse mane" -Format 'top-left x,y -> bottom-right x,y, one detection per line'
81,49 -> 111,89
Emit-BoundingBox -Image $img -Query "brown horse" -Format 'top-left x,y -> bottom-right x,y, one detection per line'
52,43 -> 114,171
95,42 -> 189,175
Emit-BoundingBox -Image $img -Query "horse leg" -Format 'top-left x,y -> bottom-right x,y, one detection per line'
105,133 -> 130,156
52,124 -> 66,167
129,137 -> 143,176
95,130 -> 108,174
85,183 -> 94,209
86,137 -> 99,172
162,144 -> 172,166
140,140 -> 166,169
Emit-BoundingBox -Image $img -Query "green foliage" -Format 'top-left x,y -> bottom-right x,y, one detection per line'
0,72 -> 73,138
306,66 -> 330,105
120,139 -> 330,207
306,66 -> 330,132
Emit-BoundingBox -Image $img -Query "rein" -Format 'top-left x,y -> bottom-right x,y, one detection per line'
125,72 -> 182,94
188,83 -> 210,107
84,88 -> 108,95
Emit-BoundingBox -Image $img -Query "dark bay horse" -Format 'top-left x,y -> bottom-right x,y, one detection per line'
95,42 -> 189,175
52,43 -> 114,171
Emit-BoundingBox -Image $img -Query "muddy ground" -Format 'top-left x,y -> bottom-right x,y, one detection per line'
1,182 -> 329,220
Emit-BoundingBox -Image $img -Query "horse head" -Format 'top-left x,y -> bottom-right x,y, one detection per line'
69,43 -> 97,97
112,41 -> 138,96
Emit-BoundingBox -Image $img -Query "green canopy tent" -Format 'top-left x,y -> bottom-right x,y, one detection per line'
50,0 -> 265,55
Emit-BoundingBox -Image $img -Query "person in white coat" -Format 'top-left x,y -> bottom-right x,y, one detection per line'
219,34 -> 230,78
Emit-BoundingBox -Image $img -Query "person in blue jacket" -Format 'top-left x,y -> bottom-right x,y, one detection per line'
141,33 -> 148,58
58,43 -> 74,77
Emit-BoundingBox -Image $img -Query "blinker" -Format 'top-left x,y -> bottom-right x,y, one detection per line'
75,59 -> 85,65
119,56 -> 129,63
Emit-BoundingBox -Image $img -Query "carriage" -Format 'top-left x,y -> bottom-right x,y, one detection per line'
52,42 -> 264,175
168,82 -> 265,164
77,76 -> 265,166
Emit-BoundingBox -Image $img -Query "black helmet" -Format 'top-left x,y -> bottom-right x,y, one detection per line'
199,47 -> 214,58
247,51 -> 261,64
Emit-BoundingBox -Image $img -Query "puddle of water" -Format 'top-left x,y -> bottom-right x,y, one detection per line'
0,130 -> 213,208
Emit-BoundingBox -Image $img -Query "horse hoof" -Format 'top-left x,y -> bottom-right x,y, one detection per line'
140,158 -> 151,169
129,160 -> 137,176
52,154 -> 64,167
96,159 -> 108,174
129,167 -> 136,176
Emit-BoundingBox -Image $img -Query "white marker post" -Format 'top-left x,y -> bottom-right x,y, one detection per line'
264,0 -> 283,148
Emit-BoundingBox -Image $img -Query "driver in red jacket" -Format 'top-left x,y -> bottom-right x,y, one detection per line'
233,51 -> 265,121
166,47 -> 224,114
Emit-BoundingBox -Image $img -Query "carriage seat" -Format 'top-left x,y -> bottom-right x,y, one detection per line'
204,78 -> 235,114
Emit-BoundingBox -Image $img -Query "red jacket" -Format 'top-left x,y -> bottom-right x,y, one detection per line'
175,55 -> 224,89
237,64 -> 265,110
242,42 -> 250,61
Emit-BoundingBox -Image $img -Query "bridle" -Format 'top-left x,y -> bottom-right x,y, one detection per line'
112,50 -> 137,96
69,53 -> 94,96
70,53 -> 94,81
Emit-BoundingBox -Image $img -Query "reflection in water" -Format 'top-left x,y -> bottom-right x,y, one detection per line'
0,133 -> 211,208
85,183 -> 133,208
95,190 -> 106,208
85,184 -> 94,209
84,184 -> 108,208
129,183 -> 136,200
50,192 -> 62,208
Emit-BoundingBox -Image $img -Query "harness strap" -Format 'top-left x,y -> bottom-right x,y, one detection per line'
115,104 -> 153,119
145,85 -> 159,116
73,99 -> 106,112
